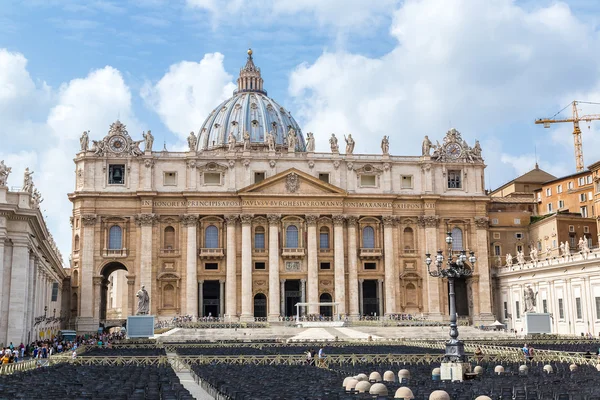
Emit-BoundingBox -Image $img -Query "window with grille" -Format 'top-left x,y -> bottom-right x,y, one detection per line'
108,225 -> 122,249
576,298 -> 582,319
286,225 -> 299,248
558,200 -> 564,209
319,227 -> 330,249
205,225 -> 219,248
254,226 -> 265,249
51,282 -> 59,302
362,226 -> 375,248
558,299 -> 564,319
570,235 -> 576,247
584,226 -> 589,233
494,245 -> 501,256
448,170 -> 461,189
164,226 -> 175,249
580,193 -> 587,202
451,227 -> 463,251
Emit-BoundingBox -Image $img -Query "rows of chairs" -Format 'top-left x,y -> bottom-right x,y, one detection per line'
0,364 -> 193,399
176,345 -> 444,357
83,347 -> 167,357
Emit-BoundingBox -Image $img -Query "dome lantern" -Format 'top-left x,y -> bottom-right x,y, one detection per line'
236,48 -> 265,94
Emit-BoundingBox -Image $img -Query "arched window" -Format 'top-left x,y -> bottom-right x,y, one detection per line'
451,227 -> 463,251
286,225 -> 299,248
205,225 -> 218,248
254,293 -> 267,318
108,225 -> 122,250
319,293 -> 333,317
255,226 -> 265,249
319,227 -> 330,249
163,284 -> 175,307
403,227 -> 414,250
74,235 -> 80,251
72,270 -> 79,286
164,226 -> 175,249
362,226 -> 375,248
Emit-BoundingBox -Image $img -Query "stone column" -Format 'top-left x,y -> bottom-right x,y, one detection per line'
280,279 -> 286,316
219,280 -> 225,318
240,214 -> 253,321
382,216 -> 396,316
419,215 -> 442,318
78,214 -> 97,331
198,280 -> 204,317
92,276 -> 102,320
25,255 -> 36,337
474,217 -> 493,322
333,215 -> 346,316
182,214 -> 199,317
0,215 -> 6,327
6,238 -> 30,345
300,278 -> 306,316
347,216 -> 359,319
224,215 -> 238,321
378,279 -> 384,317
267,215 -> 281,321
305,214 -> 319,316
358,279 -> 364,316
127,276 -> 136,316
136,213 -> 156,314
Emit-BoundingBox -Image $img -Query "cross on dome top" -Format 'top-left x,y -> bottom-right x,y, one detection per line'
236,48 -> 266,94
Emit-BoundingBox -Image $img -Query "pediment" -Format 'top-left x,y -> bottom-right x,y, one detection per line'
238,168 -> 346,196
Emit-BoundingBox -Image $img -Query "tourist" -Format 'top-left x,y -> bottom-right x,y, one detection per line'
474,346 -> 483,363
317,346 -> 326,367
521,343 -> 529,360
1,351 -> 9,364
306,349 -> 313,365
527,344 -> 535,361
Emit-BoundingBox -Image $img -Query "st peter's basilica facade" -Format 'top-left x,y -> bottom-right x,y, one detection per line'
69,50 -> 493,332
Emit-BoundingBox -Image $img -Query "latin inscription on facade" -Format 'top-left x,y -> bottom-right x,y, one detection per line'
142,199 -> 435,209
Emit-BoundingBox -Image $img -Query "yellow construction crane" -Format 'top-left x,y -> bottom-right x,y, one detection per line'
535,101 -> 600,172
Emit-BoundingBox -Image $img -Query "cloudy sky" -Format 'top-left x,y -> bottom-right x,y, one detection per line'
2,0 -> 600,264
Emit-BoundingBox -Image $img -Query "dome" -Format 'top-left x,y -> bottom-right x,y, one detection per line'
198,49 -> 305,152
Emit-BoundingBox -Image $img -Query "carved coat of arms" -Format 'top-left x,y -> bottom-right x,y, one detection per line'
286,172 -> 300,193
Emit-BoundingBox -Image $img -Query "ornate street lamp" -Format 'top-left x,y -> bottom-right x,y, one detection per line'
425,231 -> 475,364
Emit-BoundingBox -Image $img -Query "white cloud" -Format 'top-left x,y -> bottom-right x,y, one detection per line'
140,52 -> 236,140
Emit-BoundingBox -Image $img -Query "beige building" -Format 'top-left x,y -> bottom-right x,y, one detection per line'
0,165 -> 68,346
534,170 -> 595,218
69,50 -> 494,333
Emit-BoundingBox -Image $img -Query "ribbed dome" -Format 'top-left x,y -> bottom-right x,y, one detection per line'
197,49 -> 305,151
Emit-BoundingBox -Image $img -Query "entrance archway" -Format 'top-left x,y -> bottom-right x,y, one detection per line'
450,277 -> 469,317
319,293 -> 333,317
254,293 -> 267,318
99,262 -> 129,322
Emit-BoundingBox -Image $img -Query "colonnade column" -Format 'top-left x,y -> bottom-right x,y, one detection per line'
358,279 -> 364,317
377,279 -> 384,317
219,280 -> 225,318
25,255 -> 36,337
474,217 -> 493,322
79,215 -> 97,331
240,214 -> 253,322
182,214 -> 199,317
305,215 -> 319,316
127,276 -> 136,316
382,216 -> 396,316
300,279 -> 306,316
6,237 -> 30,345
0,215 -> 6,339
224,215 -> 238,321
136,213 -> 157,313
419,215 -> 442,319
267,215 -> 281,321
280,279 -> 286,316
333,215 -> 346,316
346,216 -> 359,319
198,281 -> 204,317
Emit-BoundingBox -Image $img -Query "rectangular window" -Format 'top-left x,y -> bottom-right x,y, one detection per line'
558,298 -> 565,319
568,181 -> 574,190
557,184 -> 562,193
493,232 -> 501,239
318,173 -> 330,184
547,203 -> 553,213
570,235 -> 576,247
584,226 -> 590,233
320,262 -> 331,270
319,232 -> 329,249
536,192 -> 541,202
537,241 -> 542,251
204,172 -> 221,185
558,200 -> 565,209
569,225 -> 575,232
205,263 -> 218,270
580,193 -> 587,202
581,206 -> 588,218
401,175 -> 413,189
516,301 -> 521,319
542,299 -> 548,313
447,170 -> 462,189
576,297 -> 582,320
514,218 -> 521,225
108,164 -> 125,185
364,262 -> 377,270
546,188 -> 551,196
587,175 -> 593,184
515,232 -> 523,240
517,244 -> 523,253
579,177 -> 585,186
492,218 -> 499,225
503,301 -> 508,319
360,175 -> 377,187
164,172 -> 177,186
51,282 -> 59,302
254,172 -> 265,183
589,191 -> 593,200
254,231 -> 265,249
596,297 -> 600,319
494,245 -> 501,256
254,262 -> 266,270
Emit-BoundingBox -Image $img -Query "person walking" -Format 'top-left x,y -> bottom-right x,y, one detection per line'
317,346 -> 326,368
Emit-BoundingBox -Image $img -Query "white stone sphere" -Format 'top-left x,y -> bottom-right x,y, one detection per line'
596,364 -> 600,372
429,390 -> 451,400
369,371 -> 382,382
473,366 -> 483,375
518,365 -> 528,373
475,396 -> 492,400
356,381 -> 372,393
370,383 -> 389,396
345,378 -> 359,391
383,370 -> 396,382
342,377 -> 353,387
431,367 -> 441,376
395,386 -> 415,399
494,365 -> 504,374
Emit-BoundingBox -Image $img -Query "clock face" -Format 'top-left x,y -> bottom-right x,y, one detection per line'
446,143 -> 462,159
108,136 -> 126,153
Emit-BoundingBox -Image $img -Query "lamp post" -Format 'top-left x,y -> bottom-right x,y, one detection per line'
425,231 -> 475,363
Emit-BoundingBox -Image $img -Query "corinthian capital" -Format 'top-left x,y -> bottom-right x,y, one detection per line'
240,214 -> 254,225
305,214 -> 319,226
181,214 -> 199,227
474,216 -> 489,229
332,215 -> 346,226
135,213 -> 158,226
346,215 -> 359,227
417,215 -> 439,228
224,214 -> 239,226
382,215 -> 396,227
267,214 -> 280,225
81,214 -> 97,226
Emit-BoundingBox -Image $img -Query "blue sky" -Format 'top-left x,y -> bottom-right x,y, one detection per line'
2,0 -> 600,263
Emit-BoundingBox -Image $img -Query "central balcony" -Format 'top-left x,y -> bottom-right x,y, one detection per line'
359,248 -> 383,259
281,247 -> 305,258
199,248 -> 225,259
102,248 -> 128,258
160,248 -> 180,257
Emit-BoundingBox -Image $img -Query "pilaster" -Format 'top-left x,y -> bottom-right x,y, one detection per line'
267,214 -> 281,321
419,215 -> 442,318
240,214 -> 253,321
6,238 -> 29,345
182,214 -> 199,316
135,213 -> 157,314
347,216 -> 359,319
77,214 -> 97,332
474,217 -> 493,323
383,215 -> 396,316
333,215 -> 346,316
225,215 -> 238,321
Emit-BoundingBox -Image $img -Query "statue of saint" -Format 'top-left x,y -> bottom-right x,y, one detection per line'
505,253 -> 512,267
422,135 -> 432,156
582,237 -> 590,252
523,287 -> 537,313
80,131 -> 89,152
564,240 -> 570,256
0,160 -> 12,187
266,130 -> 276,151
287,128 -> 297,153
578,237 -> 585,251
381,136 -> 389,155
559,242 -> 565,256
472,140 -> 482,161
228,131 -> 237,151
329,133 -> 339,153
23,168 -> 34,193
142,130 -> 154,152
243,130 -> 251,151
136,285 -> 150,315
529,246 -> 538,262
31,188 -> 43,208
187,131 -> 197,151
516,250 -> 525,265
344,134 -> 355,154
306,132 -> 315,152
